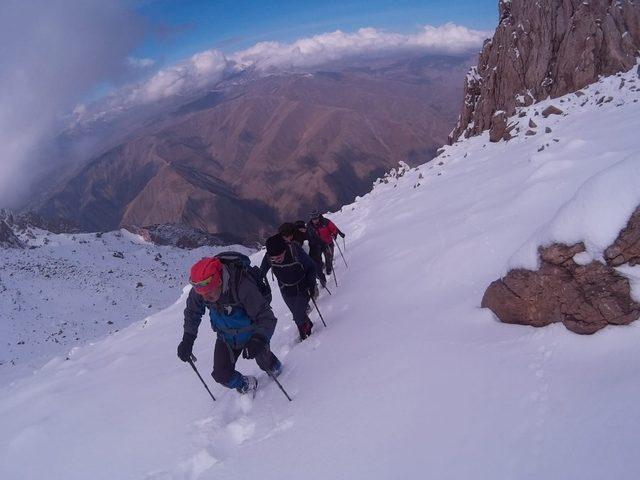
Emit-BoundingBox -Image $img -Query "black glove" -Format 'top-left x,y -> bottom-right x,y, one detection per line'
177,332 -> 196,362
243,335 -> 267,359
338,231 -> 345,238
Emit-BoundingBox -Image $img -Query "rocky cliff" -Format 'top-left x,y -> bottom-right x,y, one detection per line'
0,221 -> 24,249
450,0 -> 640,142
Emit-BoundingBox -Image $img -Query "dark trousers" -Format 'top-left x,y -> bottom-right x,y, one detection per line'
211,337 -> 279,389
323,243 -> 334,274
282,292 -> 312,326
309,245 -> 327,285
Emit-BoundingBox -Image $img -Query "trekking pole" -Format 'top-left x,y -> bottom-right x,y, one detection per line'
343,236 -> 346,253
268,371 -> 292,402
332,263 -> 339,288
323,285 -> 332,295
335,240 -> 348,268
310,296 -> 327,327
188,355 -> 216,402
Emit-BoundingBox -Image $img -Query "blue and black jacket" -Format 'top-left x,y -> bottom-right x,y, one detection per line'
183,264 -> 277,349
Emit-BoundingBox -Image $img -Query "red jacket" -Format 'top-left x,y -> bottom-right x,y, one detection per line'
315,219 -> 339,245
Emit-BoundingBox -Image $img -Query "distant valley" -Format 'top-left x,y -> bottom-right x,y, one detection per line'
37,54 -> 474,243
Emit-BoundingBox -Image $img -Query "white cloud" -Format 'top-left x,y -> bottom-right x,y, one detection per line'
70,23 -> 489,141
408,23 -> 492,52
127,57 -> 156,68
0,0 -> 144,207
84,22 -> 488,119
231,23 -> 490,70
135,50 -> 227,102
90,49 -> 229,115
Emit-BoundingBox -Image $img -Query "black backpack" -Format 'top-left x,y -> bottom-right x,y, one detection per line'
215,251 -> 272,304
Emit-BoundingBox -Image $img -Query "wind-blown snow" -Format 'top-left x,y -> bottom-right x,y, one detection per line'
512,155 -> 640,269
1,64 -> 640,479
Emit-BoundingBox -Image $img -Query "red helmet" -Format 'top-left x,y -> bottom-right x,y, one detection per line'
189,257 -> 223,294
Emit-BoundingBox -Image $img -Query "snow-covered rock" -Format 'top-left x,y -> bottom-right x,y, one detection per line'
482,240 -> 640,334
125,223 -> 229,249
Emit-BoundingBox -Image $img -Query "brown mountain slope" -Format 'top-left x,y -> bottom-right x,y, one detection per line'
40,54 -> 473,243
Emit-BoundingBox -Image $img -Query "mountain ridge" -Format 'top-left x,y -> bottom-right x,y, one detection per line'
36,54 -> 474,243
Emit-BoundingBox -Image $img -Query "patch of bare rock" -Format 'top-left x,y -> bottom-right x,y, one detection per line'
482,207 -> 640,334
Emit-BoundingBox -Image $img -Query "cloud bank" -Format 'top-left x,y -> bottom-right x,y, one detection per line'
231,23 -> 490,70
75,23 -> 490,126
0,0 -> 144,207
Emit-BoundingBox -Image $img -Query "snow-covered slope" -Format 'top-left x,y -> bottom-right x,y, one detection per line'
0,229 -> 250,384
1,64 -> 640,480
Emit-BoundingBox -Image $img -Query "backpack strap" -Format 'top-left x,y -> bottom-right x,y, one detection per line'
211,262 -> 243,308
271,243 -> 305,287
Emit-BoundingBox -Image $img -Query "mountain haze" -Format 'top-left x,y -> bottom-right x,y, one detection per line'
38,54 -> 474,243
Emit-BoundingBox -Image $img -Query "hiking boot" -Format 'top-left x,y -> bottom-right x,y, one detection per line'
237,375 -> 258,396
297,319 -> 313,341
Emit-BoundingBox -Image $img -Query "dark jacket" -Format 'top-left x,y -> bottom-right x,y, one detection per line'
260,241 -> 317,297
293,229 -> 308,246
183,264 -> 277,349
306,222 -> 325,250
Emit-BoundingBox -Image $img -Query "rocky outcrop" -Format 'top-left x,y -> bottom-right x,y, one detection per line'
0,221 -> 25,248
450,0 -> 640,143
482,206 -> 640,334
0,208 -> 78,234
541,105 -> 563,118
604,206 -> 640,266
488,111 -> 516,142
125,223 -> 227,249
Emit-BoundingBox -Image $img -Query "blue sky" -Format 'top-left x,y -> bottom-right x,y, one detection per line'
135,0 -> 498,67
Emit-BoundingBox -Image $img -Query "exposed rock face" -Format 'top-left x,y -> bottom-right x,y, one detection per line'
125,223 -> 228,249
488,111 -> 514,142
482,207 -> 640,334
0,221 -> 24,248
541,105 -> 563,117
450,0 -> 640,142
38,54 -> 472,244
605,206 -> 640,266
0,208 -> 78,234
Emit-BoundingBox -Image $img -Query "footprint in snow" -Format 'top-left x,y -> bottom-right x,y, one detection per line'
255,418 -> 295,442
217,394 -> 250,425
225,417 -> 256,445
175,449 -> 218,479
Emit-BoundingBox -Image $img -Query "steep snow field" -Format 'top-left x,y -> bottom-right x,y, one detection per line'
1,65 -> 640,479
0,229 -> 249,384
